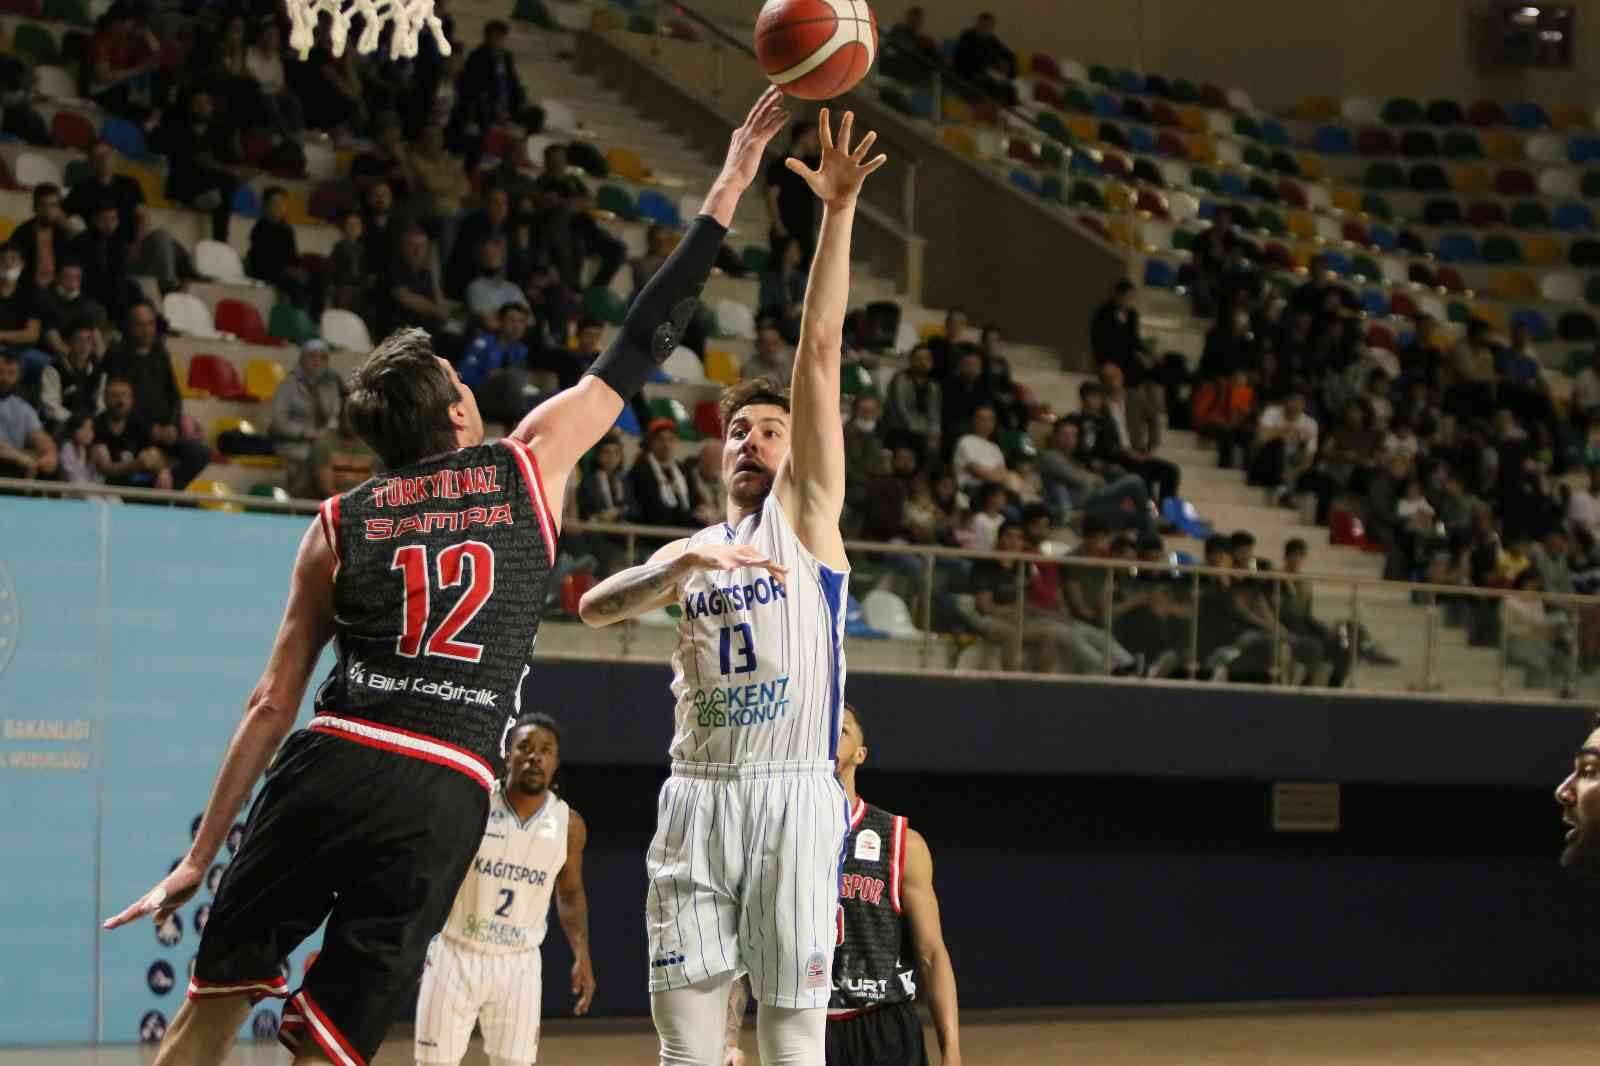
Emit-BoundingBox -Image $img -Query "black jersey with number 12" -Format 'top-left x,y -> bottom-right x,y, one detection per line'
310,438 -> 557,792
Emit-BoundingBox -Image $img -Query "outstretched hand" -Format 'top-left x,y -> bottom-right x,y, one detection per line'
785,108 -> 887,209
102,856 -> 204,931
719,86 -> 792,190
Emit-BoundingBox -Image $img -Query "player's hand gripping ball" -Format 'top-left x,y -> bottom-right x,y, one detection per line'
755,0 -> 878,101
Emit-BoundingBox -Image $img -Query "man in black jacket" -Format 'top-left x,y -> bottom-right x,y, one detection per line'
1075,380 -> 1181,504
451,21 -> 536,141
951,12 -> 1016,104
101,301 -> 209,488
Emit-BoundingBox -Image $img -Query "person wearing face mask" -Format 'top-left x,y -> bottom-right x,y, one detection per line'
40,261 -> 108,356
155,89 -> 240,242
842,393 -> 889,535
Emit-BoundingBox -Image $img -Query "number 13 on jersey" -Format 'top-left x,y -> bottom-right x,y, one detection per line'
719,622 -> 756,675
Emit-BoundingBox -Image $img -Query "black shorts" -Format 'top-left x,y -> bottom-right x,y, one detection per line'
825,1001 -> 929,1066
191,729 -> 489,1066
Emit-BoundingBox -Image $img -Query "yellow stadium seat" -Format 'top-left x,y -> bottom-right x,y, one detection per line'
941,95 -> 973,124
1107,217 -> 1131,246
590,7 -> 623,30
0,28 -> 11,54
1331,185 -> 1361,213
1474,304 -> 1507,333
703,349 -> 739,386
1176,107 -> 1208,133
1294,153 -> 1323,179
282,192 -> 313,226
1551,103 -> 1590,131
1286,212 -> 1316,239
1429,327 -> 1455,352
1483,132 -> 1524,161
244,358 -> 286,401
176,357 -> 204,400
940,128 -> 976,156
335,149 -> 356,176
1492,270 -> 1538,302
1297,96 -> 1339,122
606,146 -> 648,182
919,323 -> 944,342
1524,236 -> 1563,265
1184,135 -> 1215,163
212,415 -> 247,438
187,479 -> 243,513
1290,244 -> 1316,269
0,216 -> 16,243
123,164 -> 169,208
1103,183 -> 1132,212
1450,164 -> 1491,194
1066,115 -> 1098,142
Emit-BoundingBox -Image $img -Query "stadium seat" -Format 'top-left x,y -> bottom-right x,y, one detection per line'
1365,323 -> 1396,350
1277,180 -> 1307,208
1351,253 -> 1382,279
1468,100 -> 1509,127
1482,131 -> 1524,161
1358,288 -> 1388,315
1560,311 -> 1599,342
188,478 -> 243,513
1400,130 -> 1439,157
1475,304 -> 1508,333
1314,125 -> 1354,154
1246,175 -> 1278,201
1382,97 -> 1423,125
1540,168 -> 1581,199
1510,308 -> 1553,340
185,354 -> 247,400
1492,271 -> 1538,302
12,23 -> 55,62
1524,236 -> 1563,265
1495,167 -> 1537,196
195,239 -> 246,283
13,152 -> 60,188
1285,212 -> 1315,239
268,303 -> 317,345
99,116 -> 147,159
244,357 -> 286,401
215,298 -> 277,345
1423,198 -> 1463,226
1409,163 -> 1449,191
32,64 -> 77,103
1507,200 -> 1550,229
1356,127 -> 1395,156
1143,258 -> 1176,288
714,299 -> 756,341
595,183 -> 638,221
647,396 -> 699,440
939,128 -> 976,156
1571,239 -> 1600,267
1435,233 -> 1479,262
582,286 -> 625,326
692,400 -> 721,440
1527,133 -> 1566,164
1329,508 -> 1369,548
231,184 -> 261,218
1427,99 -> 1466,126
661,345 -> 707,384
1441,130 -> 1483,159
47,109 -> 92,149
1298,96 -> 1339,121
1092,92 -> 1120,117
1551,103 -> 1590,130
1367,225 -> 1398,251
1450,164 -> 1491,193
320,308 -> 371,352
1261,120 -> 1290,147
1365,162 -> 1404,190
1540,272 -> 1583,303
1389,291 -> 1420,317
1556,202 -> 1596,232
635,189 -> 681,226
1435,265 -> 1467,292
1510,101 -> 1550,130
164,291 -> 217,337
703,349 -> 739,386
1481,234 -> 1522,264
1465,200 -> 1506,227
1342,97 -> 1381,123
1397,228 -> 1428,254
1569,137 -> 1600,164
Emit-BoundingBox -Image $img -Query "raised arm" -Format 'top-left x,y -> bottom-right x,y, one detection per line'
555,809 -> 595,1016
104,518 -> 335,929
902,828 -> 961,1066
510,89 -> 792,512
772,110 -> 886,570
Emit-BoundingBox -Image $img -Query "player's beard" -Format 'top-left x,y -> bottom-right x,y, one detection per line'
512,767 -> 547,797
728,467 -> 773,509
1562,820 -> 1600,874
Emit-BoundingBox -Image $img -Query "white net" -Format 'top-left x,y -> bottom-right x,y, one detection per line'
286,0 -> 452,58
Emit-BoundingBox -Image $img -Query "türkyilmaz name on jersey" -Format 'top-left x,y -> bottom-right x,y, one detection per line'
349,660 -> 499,707
682,575 -> 787,620
692,676 -> 790,728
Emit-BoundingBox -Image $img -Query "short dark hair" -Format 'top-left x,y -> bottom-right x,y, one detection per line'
485,18 -> 509,36
719,377 -> 791,434
1079,381 -> 1105,398
843,702 -> 862,741
576,315 -> 604,332
1020,502 -> 1051,525
1204,533 -> 1231,558
32,182 -> 59,206
508,712 -> 560,747
262,185 -> 287,205
498,300 -> 528,318
104,373 -> 133,389
1229,530 -> 1256,551
337,207 -> 361,225
1114,279 -> 1135,296
0,348 -> 21,365
1285,537 -> 1309,557
996,518 -> 1025,542
346,328 -> 459,469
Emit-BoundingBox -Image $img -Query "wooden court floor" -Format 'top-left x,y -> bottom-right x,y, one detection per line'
10,998 -> 1600,1064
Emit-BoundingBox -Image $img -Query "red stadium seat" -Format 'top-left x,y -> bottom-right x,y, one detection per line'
49,109 -> 94,150
214,298 -> 280,346
1150,101 -> 1180,127
1357,127 -> 1396,155
187,353 -> 250,401
1199,83 -> 1227,109
1435,265 -> 1467,292
1263,241 -> 1294,268
1277,180 -> 1308,208
693,401 -> 721,439
1495,167 -> 1536,196
1155,130 -> 1185,157
1329,508 -> 1368,548
1342,220 -> 1370,245
1365,323 -> 1397,350
1389,291 -> 1420,317
1135,188 -> 1168,216
1077,214 -> 1110,240
1008,139 -> 1040,165
1033,81 -> 1061,108
1465,200 -> 1507,227
1468,100 -> 1509,127
1100,151 -> 1130,177
1030,54 -> 1061,79
559,573 -> 598,615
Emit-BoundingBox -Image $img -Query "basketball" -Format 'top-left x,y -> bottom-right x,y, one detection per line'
754,0 -> 878,102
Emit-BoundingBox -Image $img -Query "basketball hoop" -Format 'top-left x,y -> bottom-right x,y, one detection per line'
286,0 -> 451,59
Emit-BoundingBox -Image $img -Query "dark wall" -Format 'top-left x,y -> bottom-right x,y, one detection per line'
508,662 -> 1598,1018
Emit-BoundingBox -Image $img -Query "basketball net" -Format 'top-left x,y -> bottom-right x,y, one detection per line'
286,0 -> 452,59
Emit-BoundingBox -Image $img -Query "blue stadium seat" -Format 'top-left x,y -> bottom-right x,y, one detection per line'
1143,258 -> 1177,288
1367,224 -> 1398,251
1116,68 -> 1143,93
231,184 -> 261,218
1510,307 -> 1552,340
907,91 -> 935,119
636,189 -> 682,226
1322,250 -> 1352,276
1008,169 -> 1041,196
1127,126 -> 1156,153
1092,93 -> 1121,117
1509,101 -> 1550,130
1068,152 -> 1102,175
1314,125 -> 1354,154
1569,137 -> 1600,164
1435,233 -> 1480,262
1197,200 -> 1217,221
1218,172 -> 1248,197
1260,120 -> 1290,147
99,116 -> 147,158
1555,202 -> 1596,232
1359,288 -> 1388,315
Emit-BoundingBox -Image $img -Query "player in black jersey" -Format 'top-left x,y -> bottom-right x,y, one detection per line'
721,703 -> 961,1066
102,88 -> 795,1066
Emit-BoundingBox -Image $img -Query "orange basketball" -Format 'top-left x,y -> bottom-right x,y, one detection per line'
754,0 -> 878,102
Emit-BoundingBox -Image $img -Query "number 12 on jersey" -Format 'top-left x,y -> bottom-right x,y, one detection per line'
719,622 -> 757,675
391,541 -> 496,663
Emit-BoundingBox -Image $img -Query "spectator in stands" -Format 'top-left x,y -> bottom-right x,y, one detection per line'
66,141 -> 190,294
1199,292 -> 1259,382
1279,538 -> 1350,688
362,180 -> 408,272
69,202 -> 138,324
686,440 -> 726,527
534,143 -> 625,292
1574,348 -> 1600,435
407,0 -> 458,137
861,440 -> 920,545
453,21 -> 536,140
288,22 -> 366,135
630,418 -> 696,529
1080,375 -> 1181,505
1306,398 -> 1383,525
446,186 -> 512,299
1446,319 -> 1499,421
941,349 -> 993,450
882,5 -> 943,83
0,245 -> 48,377
843,394 -> 889,533
464,236 -> 528,332
247,187 -> 312,310
951,404 -> 1014,500
577,433 -> 633,575
241,18 -> 303,134
1098,361 -> 1162,455
1227,531 -> 1326,685
310,408 -> 380,498
1060,515 -> 1139,674
457,303 -> 533,423
56,412 -> 103,489
327,210 -> 368,319
1363,451 -> 1416,570
40,261 -> 108,353
1432,468 -> 1480,543
1505,567 -> 1574,692
1569,464 -> 1600,540
38,322 -> 104,434
1248,387 -> 1318,509
1038,418 -> 1156,536
11,184 -> 70,293
981,326 -> 1031,431
0,349 -> 55,480
929,308 -> 970,379
1107,529 -> 1190,675
951,12 -> 1016,105
766,121 -> 821,264
882,342 -> 941,454
351,114 -> 415,201
1497,322 -> 1557,430
1091,280 -> 1150,383
741,320 -> 794,383
91,374 -> 166,489
156,88 -> 240,243
88,2 -> 161,122
966,519 -> 1050,672
626,225 -> 707,358
408,124 -> 471,268
381,226 -> 449,338
758,236 -> 807,345
102,302 -> 208,488
269,340 -> 342,498
1192,366 -> 1255,469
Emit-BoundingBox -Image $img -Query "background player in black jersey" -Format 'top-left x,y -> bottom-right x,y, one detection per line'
723,704 -> 961,1066
101,88 -> 795,1066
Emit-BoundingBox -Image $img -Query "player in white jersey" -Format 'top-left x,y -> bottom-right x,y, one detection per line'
579,109 -> 886,1066
414,714 -> 594,1066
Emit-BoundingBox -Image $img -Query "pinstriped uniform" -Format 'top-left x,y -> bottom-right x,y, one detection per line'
415,787 -> 569,1064
646,492 -> 851,1009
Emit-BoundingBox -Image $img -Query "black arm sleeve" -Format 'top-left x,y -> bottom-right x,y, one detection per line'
583,213 -> 727,400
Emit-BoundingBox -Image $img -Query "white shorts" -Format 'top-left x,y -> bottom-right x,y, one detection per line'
645,759 -> 849,1009
415,937 -> 543,1064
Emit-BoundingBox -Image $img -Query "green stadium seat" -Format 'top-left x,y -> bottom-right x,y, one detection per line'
1242,145 -> 1269,169
1039,142 -> 1064,167
1172,228 -> 1197,251
42,0 -> 88,23
1447,300 -> 1473,323
839,363 -> 877,397
1040,174 -> 1065,202
1362,193 -> 1395,220
1171,79 -> 1198,103
1481,234 -> 1523,263
741,246 -> 769,274
1060,86 -> 1092,113
1035,111 -> 1067,140
14,24 -> 58,63
1352,254 -> 1382,279
1442,130 -> 1483,159
1509,201 -> 1551,229
268,303 -> 318,345
647,396 -> 700,440
1088,64 -> 1115,87
1255,207 -> 1285,236
1068,180 -> 1105,209
1365,162 -> 1404,190
1584,171 -> 1600,199
596,183 -> 638,221
511,0 -> 554,26
583,285 -> 626,325
1381,97 -> 1423,125
1190,166 -> 1219,192
1233,115 -> 1262,141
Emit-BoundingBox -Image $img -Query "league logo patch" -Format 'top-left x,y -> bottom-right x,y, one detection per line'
854,828 -> 881,862
147,960 -> 175,996
155,912 -> 183,948
804,951 -> 827,990
139,1011 -> 167,1044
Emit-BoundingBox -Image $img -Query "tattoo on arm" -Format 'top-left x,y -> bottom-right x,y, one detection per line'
585,559 -> 680,623
725,975 -> 749,1047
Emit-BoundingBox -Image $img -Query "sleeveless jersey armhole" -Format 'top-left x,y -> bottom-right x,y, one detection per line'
317,496 -> 341,577
498,437 -> 558,566
889,815 -> 908,914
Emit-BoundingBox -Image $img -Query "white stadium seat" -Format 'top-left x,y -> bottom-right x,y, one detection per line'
1540,272 -> 1583,303
34,65 -> 82,102
662,346 -> 708,383
196,240 -> 247,283
715,299 -> 756,341
162,291 -> 219,338
321,308 -> 373,352
14,153 -> 61,189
